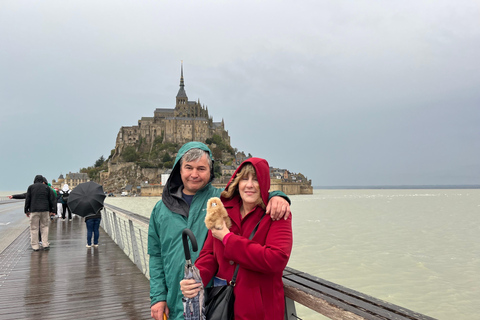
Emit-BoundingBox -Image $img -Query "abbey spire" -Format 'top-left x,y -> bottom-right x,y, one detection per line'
176,61 -> 188,105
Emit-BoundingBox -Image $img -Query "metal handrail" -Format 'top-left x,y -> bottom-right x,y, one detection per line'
102,204 -> 150,278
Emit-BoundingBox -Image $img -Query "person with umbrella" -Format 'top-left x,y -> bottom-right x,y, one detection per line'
180,158 -> 293,320
148,142 -> 291,320
84,207 -> 102,248
67,181 -> 106,248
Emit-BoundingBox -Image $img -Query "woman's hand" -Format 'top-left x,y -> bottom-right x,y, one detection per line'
180,279 -> 202,298
211,220 -> 230,242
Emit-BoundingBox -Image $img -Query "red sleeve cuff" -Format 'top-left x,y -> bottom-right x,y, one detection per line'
222,232 -> 233,246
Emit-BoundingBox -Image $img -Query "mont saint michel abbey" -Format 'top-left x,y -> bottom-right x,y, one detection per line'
114,64 -> 230,156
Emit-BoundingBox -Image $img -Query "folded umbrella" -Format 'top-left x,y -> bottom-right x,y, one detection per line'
67,181 -> 106,217
182,229 -> 205,320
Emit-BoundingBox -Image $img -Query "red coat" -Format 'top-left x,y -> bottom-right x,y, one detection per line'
195,158 -> 293,320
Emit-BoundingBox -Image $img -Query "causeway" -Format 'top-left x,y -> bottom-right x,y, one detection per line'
0,215 -> 151,320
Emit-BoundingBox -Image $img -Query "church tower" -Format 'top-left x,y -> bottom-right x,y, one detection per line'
176,61 -> 188,106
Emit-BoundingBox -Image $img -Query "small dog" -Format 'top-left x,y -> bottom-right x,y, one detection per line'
205,197 -> 232,230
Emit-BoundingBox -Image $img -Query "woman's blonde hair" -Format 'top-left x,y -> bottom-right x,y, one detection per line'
221,163 -> 266,209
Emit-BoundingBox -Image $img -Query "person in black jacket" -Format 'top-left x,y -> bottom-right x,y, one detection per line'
25,175 -> 56,251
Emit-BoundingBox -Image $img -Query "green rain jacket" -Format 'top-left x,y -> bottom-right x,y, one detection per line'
148,142 -> 290,320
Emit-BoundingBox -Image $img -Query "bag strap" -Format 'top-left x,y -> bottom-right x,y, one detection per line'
230,213 -> 266,286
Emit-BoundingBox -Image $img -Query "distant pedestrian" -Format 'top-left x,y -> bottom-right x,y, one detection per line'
55,188 -> 62,217
85,208 -> 102,248
59,184 -> 72,221
25,175 -> 56,251
43,177 -> 58,221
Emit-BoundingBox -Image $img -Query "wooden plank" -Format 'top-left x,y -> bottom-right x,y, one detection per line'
0,217 -> 151,319
283,267 -> 437,320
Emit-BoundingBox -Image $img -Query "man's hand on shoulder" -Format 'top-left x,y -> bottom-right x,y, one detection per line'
266,196 -> 291,221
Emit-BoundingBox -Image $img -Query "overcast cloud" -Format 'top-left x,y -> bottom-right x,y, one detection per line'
1,0 -> 479,191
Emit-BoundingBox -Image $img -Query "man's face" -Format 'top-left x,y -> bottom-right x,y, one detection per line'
180,154 -> 211,195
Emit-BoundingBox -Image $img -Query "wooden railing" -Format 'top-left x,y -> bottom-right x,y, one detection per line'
102,203 -> 437,320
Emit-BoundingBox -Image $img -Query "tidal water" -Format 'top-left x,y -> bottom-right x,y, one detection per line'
104,189 -> 480,320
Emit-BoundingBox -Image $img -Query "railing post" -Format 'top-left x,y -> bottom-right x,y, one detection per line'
138,229 -> 150,278
129,220 -> 143,273
284,297 -> 297,320
112,211 -> 124,250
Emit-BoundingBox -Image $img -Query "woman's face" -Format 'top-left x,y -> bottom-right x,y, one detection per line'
238,172 -> 261,207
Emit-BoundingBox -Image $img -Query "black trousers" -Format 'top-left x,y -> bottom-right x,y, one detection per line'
62,203 -> 72,219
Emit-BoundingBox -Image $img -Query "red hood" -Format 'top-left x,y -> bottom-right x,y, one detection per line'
223,157 -> 270,205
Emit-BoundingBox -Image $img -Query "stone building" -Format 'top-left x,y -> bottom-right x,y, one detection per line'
113,63 -> 231,159
52,172 -> 89,189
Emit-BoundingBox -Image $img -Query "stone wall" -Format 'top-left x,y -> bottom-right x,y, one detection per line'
270,182 -> 301,195
141,185 -> 163,197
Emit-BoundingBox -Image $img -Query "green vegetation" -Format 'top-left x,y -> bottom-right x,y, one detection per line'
114,132 -> 181,170
83,132 -> 236,182
122,146 -> 138,162
205,134 -> 235,160
80,155 -> 108,181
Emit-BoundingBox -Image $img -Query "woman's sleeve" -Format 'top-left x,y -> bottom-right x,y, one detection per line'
195,230 -> 218,286
223,215 -> 293,274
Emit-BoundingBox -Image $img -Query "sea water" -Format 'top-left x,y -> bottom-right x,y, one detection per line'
3,189 -> 478,319
103,189 -> 480,320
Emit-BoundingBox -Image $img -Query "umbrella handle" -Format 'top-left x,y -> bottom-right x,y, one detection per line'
182,228 -> 198,261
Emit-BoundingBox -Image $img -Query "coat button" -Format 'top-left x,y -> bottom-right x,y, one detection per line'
229,260 -> 234,265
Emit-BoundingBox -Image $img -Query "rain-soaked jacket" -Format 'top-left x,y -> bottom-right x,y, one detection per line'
196,158 -> 293,320
148,143 -> 290,320
25,175 -> 56,214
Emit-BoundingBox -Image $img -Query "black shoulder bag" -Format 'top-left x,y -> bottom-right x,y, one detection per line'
204,214 -> 265,320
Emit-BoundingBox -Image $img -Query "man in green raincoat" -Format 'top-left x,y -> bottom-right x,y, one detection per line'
148,142 -> 291,320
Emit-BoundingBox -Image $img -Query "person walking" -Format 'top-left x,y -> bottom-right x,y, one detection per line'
55,188 -> 62,218
85,208 -> 102,248
43,177 -> 58,221
24,175 -> 56,251
59,184 -> 72,221
148,142 -> 291,320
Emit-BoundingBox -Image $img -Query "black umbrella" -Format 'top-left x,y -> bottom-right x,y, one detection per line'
67,181 -> 106,217
182,229 -> 205,320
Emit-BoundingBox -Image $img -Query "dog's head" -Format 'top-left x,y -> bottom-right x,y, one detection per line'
207,197 -> 223,212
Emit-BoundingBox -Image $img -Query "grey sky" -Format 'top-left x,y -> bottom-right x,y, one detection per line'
1,0 -> 479,191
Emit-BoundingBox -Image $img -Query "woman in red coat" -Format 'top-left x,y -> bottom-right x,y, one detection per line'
181,157 -> 293,319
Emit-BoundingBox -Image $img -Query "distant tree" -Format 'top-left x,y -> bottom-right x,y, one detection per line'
95,155 -> 105,168
162,153 -> 173,163
212,147 -> 223,161
163,160 -> 174,168
212,134 -> 223,145
123,146 -> 138,162
214,163 -> 221,176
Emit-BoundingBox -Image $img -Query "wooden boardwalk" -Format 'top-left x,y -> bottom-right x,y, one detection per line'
0,217 -> 151,320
